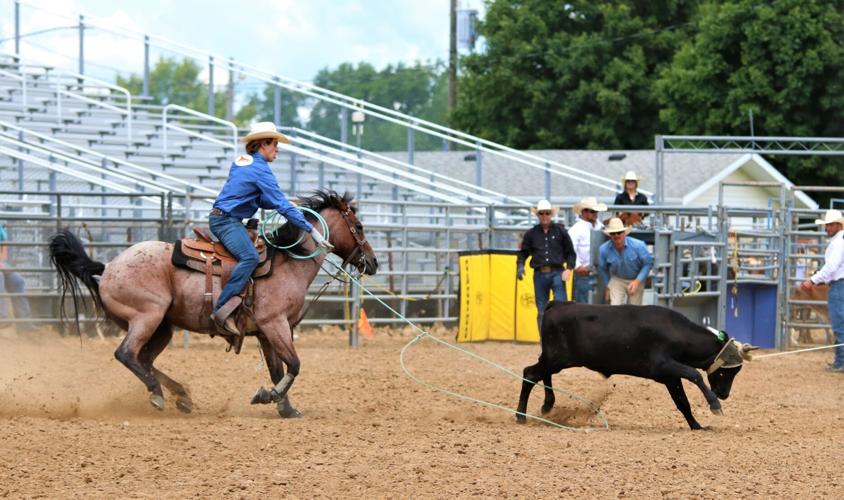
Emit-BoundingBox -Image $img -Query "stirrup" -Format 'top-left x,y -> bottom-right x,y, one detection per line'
211,311 -> 240,337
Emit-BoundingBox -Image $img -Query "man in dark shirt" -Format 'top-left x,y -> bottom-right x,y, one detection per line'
516,200 -> 576,330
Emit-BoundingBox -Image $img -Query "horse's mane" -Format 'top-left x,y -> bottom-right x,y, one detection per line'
266,190 -> 356,250
298,190 -> 356,214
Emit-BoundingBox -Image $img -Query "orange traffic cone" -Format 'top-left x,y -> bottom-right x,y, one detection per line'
358,307 -> 373,337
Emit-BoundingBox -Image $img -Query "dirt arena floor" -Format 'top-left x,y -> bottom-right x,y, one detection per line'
1,324 -> 843,498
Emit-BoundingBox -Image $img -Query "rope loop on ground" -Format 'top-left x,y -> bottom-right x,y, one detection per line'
323,259 -> 609,432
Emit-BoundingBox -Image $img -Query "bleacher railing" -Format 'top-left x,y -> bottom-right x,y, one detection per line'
6,1 -> 637,198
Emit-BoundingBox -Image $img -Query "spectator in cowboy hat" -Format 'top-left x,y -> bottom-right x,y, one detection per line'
598,217 -> 653,305
209,122 -> 334,337
568,197 -> 607,303
614,170 -> 649,226
517,200 -> 576,330
800,209 -> 844,372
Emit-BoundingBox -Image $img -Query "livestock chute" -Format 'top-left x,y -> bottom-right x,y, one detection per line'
457,250 -> 572,343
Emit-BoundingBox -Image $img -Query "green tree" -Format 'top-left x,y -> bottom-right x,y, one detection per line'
117,57 -> 244,125
308,61 -> 448,151
656,0 -> 844,186
240,84 -> 305,129
453,0 -> 699,149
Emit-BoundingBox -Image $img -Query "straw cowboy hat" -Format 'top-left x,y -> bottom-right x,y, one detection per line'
240,122 -> 290,144
603,217 -> 633,236
621,170 -> 641,184
573,196 -> 608,214
814,209 -> 844,225
530,199 -> 558,216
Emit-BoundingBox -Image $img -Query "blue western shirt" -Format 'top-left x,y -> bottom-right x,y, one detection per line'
598,236 -> 653,284
213,152 -> 313,232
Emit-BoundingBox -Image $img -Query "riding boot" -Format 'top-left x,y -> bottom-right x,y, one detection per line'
211,296 -> 242,337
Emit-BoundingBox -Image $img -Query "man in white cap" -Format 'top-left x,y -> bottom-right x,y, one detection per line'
517,200 -> 576,330
800,209 -> 844,372
568,197 -> 607,303
209,122 -> 334,336
598,217 -> 653,305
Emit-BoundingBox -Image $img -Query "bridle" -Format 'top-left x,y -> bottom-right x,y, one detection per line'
335,197 -> 370,273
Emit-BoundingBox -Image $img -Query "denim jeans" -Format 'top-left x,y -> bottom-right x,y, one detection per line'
533,270 -> 567,331
209,215 -> 259,312
828,280 -> 844,368
0,270 -> 31,321
573,274 -> 594,304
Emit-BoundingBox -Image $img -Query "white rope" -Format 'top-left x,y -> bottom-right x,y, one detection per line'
754,342 -> 844,359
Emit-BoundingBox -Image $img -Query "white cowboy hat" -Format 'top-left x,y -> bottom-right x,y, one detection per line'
530,199 -> 558,216
573,196 -> 608,214
240,122 -> 290,144
621,170 -> 641,184
814,209 -> 844,225
602,217 -> 633,236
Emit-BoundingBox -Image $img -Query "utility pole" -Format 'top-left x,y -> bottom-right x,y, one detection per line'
226,57 -> 235,122
448,0 -> 457,151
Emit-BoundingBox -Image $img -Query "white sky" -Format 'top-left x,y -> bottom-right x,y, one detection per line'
0,0 -> 484,84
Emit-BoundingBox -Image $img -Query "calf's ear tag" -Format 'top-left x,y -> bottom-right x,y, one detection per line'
706,326 -> 727,342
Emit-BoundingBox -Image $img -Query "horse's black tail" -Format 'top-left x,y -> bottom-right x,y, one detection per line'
48,229 -> 106,329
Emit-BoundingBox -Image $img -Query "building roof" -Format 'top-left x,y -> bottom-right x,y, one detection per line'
380,149 -> 817,208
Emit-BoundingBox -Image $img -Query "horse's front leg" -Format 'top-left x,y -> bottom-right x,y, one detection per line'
249,316 -> 301,410
254,333 -> 302,418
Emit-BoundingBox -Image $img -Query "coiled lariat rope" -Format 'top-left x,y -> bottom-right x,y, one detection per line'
260,207 -> 329,260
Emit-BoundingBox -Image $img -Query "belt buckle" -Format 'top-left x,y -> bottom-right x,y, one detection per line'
540,266 -> 552,273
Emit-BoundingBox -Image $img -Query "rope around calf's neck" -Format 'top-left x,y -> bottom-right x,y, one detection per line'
323,258 -> 609,432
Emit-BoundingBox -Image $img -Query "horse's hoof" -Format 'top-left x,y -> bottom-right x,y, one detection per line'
251,387 -> 273,405
515,415 -> 527,424
176,398 -> 193,414
150,394 -> 166,410
278,406 -> 302,419
541,404 -> 554,414
710,407 -> 724,416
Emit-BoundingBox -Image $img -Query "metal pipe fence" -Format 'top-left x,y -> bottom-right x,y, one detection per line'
1,186 -> 841,350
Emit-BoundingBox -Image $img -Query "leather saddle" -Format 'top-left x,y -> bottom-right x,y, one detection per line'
171,224 -> 275,354
175,226 -> 272,279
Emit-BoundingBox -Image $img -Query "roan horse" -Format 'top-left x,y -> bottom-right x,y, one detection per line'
48,191 -> 377,418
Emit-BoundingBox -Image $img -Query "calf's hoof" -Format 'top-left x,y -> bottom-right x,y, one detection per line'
515,414 -> 527,424
710,407 -> 724,416
541,404 -> 554,414
149,393 -> 165,410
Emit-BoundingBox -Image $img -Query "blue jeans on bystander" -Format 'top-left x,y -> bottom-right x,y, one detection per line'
209,214 -> 259,312
0,270 -> 31,323
827,280 -> 844,369
533,270 -> 567,332
573,274 -> 594,304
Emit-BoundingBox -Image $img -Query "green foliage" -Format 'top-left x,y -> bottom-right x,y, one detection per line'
453,0 -> 699,149
656,0 -> 844,186
308,61 -> 448,151
117,57 -> 243,126
237,85 -> 305,130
